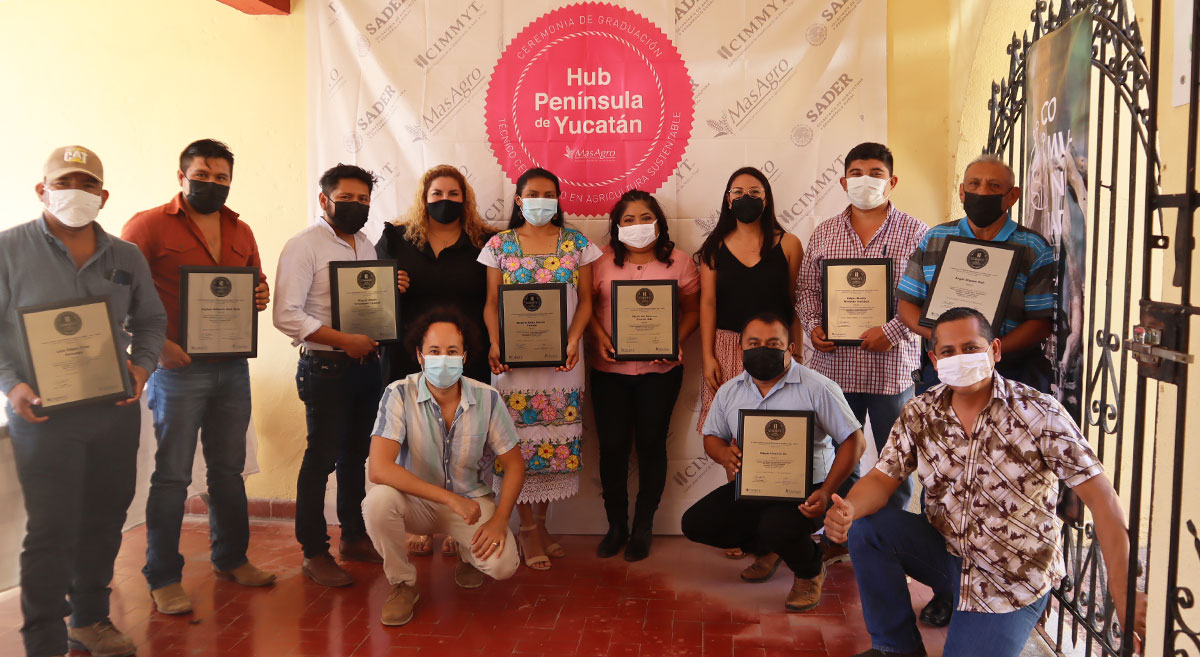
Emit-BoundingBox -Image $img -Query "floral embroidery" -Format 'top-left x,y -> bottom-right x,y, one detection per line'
501,239 -> 520,255
502,256 -> 521,272
504,387 -> 581,427
535,268 -> 554,283
544,255 -> 561,270
537,444 -> 555,459
486,228 -> 590,289
509,392 -> 528,411
563,406 -> 579,422
561,239 -> 576,252
520,256 -> 538,271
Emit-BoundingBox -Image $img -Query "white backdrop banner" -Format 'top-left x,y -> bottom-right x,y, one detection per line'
308,0 -> 887,534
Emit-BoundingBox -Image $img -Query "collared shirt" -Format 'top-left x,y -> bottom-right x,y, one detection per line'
876,374 -> 1103,614
372,372 -> 521,498
121,193 -> 264,344
273,219 -> 377,351
0,217 -> 166,396
896,216 -> 1056,336
590,246 -> 700,376
796,204 -> 928,395
702,361 -> 861,483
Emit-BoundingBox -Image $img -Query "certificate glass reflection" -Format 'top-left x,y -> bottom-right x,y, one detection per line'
330,260 -> 401,343
735,410 -> 814,502
498,283 -> 567,368
179,266 -> 259,358
920,237 -> 1020,329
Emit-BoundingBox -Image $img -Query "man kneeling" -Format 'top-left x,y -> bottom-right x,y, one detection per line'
363,308 -> 523,626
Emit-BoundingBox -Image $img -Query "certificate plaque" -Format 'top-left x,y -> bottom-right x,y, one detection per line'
17,297 -> 132,415
611,280 -> 679,361
498,283 -> 567,368
822,258 -> 894,346
329,260 -> 400,343
179,266 -> 259,358
919,237 -> 1020,329
735,410 -> 814,503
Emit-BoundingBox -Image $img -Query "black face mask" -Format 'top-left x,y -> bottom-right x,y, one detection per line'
742,346 -> 789,381
427,199 -> 463,224
327,200 -> 370,234
185,179 -> 230,215
962,191 -> 1008,228
730,195 -> 764,223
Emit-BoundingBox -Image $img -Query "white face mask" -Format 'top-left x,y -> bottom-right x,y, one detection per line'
46,188 -> 102,227
845,176 -> 889,211
935,350 -> 994,388
617,222 -> 658,249
520,197 -> 558,226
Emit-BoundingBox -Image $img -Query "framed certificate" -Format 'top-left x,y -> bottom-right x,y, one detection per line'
611,280 -> 679,361
822,258 -> 894,346
16,296 -> 132,415
329,260 -> 401,343
498,283 -> 567,368
735,410 -> 814,503
919,237 -> 1020,329
179,266 -> 259,358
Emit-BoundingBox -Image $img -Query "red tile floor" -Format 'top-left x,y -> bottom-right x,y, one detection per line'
0,519 -> 952,657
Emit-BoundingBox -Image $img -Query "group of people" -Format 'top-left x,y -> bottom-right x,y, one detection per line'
0,139 -> 1146,657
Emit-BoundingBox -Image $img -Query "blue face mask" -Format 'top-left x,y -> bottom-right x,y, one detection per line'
421,354 -> 464,389
520,197 -> 558,226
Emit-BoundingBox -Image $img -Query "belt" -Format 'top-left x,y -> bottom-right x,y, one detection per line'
301,348 -> 379,363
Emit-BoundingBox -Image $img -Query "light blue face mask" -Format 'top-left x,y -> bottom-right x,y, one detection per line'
520,197 -> 558,226
421,354 -> 464,389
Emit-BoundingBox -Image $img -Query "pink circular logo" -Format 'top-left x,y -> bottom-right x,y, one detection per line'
485,2 -> 694,216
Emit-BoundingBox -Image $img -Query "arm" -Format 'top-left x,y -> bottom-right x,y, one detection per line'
677,290 -> 700,343
703,434 -> 741,479
699,262 -> 721,390
796,235 -> 836,352
367,436 -> 464,505
561,263 -> 593,371
877,223 -> 927,349
587,294 -> 616,363
245,225 -> 269,311
824,469 -> 905,542
121,246 -> 168,404
998,318 -> 1052,354
0,257 -> 44,422
782,233 -> 806,359
800,429 -> 867,518
484,266 -> 508,374
897,299 -> 932,341
272,241 -> 375,357
1072,474 -> 1147,646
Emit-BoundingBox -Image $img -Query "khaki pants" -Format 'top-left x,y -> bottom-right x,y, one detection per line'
362,486 -> 519,586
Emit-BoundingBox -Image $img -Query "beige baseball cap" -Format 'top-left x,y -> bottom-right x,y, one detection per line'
43,145 -> 104,184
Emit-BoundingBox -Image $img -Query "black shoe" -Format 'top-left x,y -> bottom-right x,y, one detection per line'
918,594 -> 952,627
624,526 -> 652,562
596,523 -> 628,558
851,647 -> 926,657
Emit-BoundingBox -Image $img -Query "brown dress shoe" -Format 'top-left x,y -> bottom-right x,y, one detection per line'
822,542 -> 851,567
785,564 -> 827,612
740,552 -> 782,582
454,558 -> 485,589
381,583 -> 420,626
340,537 -> 384,564
302,552 -> 354,587
150,582 -> 193,615
67,619 -> 136,657
215,562 -> 277,587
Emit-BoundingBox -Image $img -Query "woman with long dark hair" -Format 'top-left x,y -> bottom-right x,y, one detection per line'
587,190 -> 700,561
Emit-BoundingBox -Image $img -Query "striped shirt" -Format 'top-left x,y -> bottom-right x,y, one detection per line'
896,217 -> 1056,335
795,204 -> 928,395
372,373 -> 520,498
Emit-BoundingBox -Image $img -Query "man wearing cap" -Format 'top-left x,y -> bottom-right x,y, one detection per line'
0,146 -> 166,657
121,139 -> 275,616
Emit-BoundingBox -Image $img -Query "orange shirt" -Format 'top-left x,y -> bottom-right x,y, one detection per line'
121,193 -> 264,344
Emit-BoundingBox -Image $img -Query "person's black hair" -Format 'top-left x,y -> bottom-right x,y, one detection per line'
930,307 -> 995,348
404,306 -> 481,368
695,167 -> 782,269
844,142 -> 894,176
739,311 -> 791,339
319,163 -> 377,196
180,139 -> 234,173
608,189 -> 674,268
508,167 -> 564,229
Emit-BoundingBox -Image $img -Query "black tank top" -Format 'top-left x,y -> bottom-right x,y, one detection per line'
714,240 -> 793,332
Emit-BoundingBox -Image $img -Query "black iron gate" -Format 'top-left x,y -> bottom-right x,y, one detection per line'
982,1 -> 1199,655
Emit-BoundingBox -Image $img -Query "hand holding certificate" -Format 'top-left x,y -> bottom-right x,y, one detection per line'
498,283 -> 567,368
611,280 -> 679,361
735,410 -> 814,502
330,260 -> 401,343
179,266 -> 259,358
919,237 -> 1020,329
822,259 -> 894,346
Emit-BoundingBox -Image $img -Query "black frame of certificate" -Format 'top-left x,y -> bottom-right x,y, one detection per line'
16,296 -> 132,415
918,236 -> 1021,330
497,282 -> 568,368
328,259 -> 402,344
821,258 -> 894,347
178,265 -> 260,359
734,409 -> 814,503
610,279 -> 679,361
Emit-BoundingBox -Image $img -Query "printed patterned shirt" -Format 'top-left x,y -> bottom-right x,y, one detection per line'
795,204 -> 928,395
875,374 -> 1104,613
372,372 -> 520,498
896,216 -> 1056,336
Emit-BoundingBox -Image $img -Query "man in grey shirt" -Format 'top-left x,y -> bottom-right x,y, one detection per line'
0,146 -> 165,657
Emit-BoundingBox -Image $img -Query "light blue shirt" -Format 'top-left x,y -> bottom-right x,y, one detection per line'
372,372 -> 520,498
702,361 -> 861,483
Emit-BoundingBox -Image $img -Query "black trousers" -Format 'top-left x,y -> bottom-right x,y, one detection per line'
294,353 -> 382,557
589,366 -> 684,528
681,477 -> 854,579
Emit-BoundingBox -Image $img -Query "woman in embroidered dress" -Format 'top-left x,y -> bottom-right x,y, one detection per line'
479,168 -> 601,570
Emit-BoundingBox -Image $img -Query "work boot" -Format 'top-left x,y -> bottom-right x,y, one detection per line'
214,562 -> 277,587
624,516 -> 653,562
150,582 -> 192,615
784,564 -> 827,612
454,557 -> 485,589
919,593 -> 953,627
302,552 -> 354,587
740,552 -> 782,582
381,583 -> 420,626
596,522 -> 628,558
340,537 -> 384,564
67,619 -> 136,657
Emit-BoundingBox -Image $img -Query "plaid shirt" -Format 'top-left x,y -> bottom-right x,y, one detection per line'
795,204 -> 928,395
876,374 -> 1103,613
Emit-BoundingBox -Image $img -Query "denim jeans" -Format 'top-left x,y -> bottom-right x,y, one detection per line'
842,388 -> 914,510
294,353 -> 382,557
143,359 -> 252,589
848,507 -> 1051,656
8,402 -> 139,657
